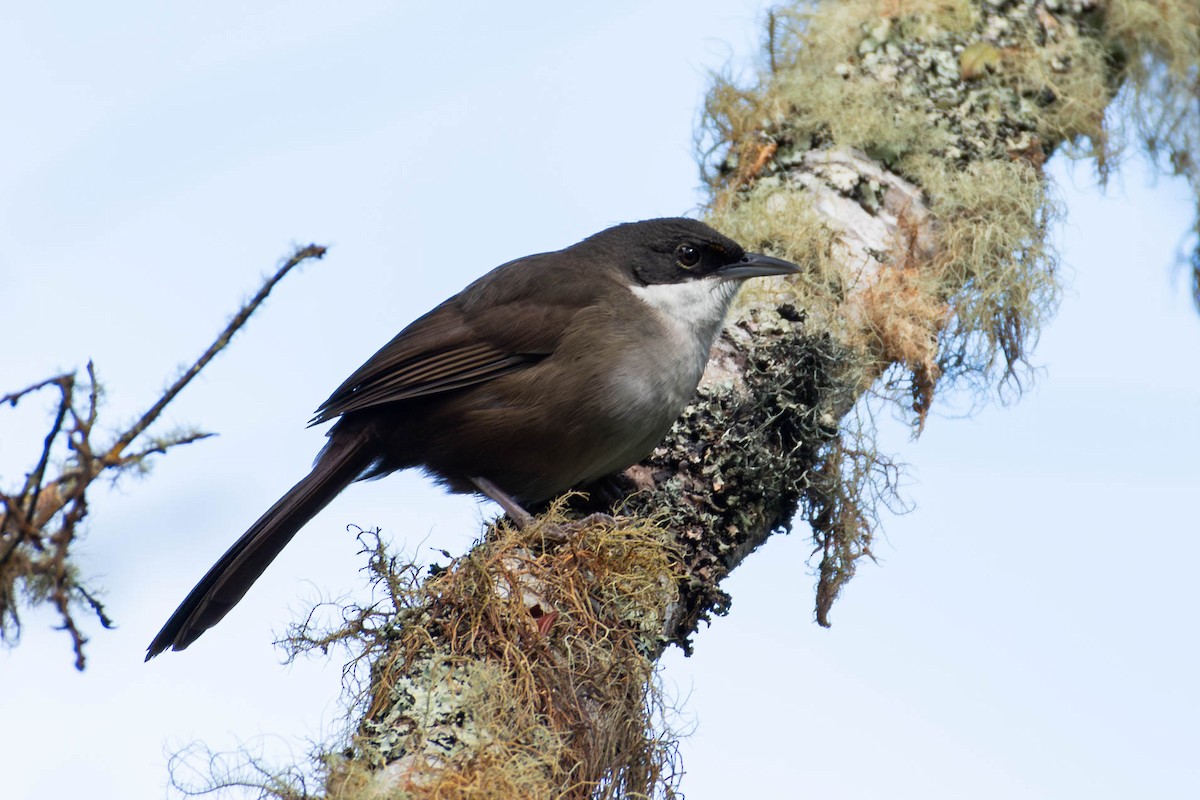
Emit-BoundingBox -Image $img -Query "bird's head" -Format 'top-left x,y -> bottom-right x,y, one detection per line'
584,217 -> 799,289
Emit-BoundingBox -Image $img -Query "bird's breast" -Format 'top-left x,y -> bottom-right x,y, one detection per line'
623,277 -> 740,399
583,278 -> 741,467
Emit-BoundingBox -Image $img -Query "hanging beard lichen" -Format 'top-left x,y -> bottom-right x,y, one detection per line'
699,0 -> 1198,625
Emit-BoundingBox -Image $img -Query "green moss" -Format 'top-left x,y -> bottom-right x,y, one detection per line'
287,516 -> 686,798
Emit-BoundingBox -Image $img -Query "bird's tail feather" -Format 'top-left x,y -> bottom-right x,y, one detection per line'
146,437 -> 372,660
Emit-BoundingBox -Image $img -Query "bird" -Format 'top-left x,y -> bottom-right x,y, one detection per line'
146,218 -> 798,659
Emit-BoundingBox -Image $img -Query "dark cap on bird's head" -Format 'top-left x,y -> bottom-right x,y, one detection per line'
575,217 -> 799,286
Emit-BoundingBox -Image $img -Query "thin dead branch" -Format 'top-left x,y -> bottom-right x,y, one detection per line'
0,243 -> 327,669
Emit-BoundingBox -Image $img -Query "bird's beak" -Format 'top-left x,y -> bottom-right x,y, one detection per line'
716,252 -> 801,280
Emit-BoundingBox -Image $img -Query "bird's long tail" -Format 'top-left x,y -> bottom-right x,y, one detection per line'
145,435 -> 372,659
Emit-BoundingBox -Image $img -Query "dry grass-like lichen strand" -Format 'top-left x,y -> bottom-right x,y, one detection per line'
323,511 -> 684,799
917,155 -> 1061,396
1105,0 -> 1200,307
808,420 -> 907,626
1107,0 -> 1200,83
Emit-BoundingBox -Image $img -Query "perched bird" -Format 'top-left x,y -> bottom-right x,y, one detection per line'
146,218 -> 798,658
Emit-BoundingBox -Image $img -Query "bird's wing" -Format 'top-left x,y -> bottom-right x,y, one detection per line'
310,252 -> 601,424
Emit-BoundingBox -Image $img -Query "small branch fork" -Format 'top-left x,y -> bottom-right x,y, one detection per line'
0,243 -> 326,670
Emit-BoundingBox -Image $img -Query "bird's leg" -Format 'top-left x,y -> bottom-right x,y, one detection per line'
470,476 -> 534,529
471,477 -> 617,545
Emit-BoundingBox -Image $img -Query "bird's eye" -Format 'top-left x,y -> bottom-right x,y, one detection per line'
675,244 -> 701,268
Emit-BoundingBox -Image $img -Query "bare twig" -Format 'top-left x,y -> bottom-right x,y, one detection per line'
0,376 -> 73,567
111,244 -> 325,455
1,243 -> 327,669
1,372 -> 74,407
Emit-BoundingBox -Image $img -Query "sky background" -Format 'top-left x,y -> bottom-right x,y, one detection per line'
2,3 -> 1198,798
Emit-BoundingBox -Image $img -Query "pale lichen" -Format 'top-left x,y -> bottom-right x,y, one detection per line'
699,0 -> 1197,623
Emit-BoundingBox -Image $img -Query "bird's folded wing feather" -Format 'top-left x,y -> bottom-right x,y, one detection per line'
310,252 -> 600,424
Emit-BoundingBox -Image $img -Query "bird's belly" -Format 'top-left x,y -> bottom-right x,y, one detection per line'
406,341 -> 705,503
559,338 -> 707,485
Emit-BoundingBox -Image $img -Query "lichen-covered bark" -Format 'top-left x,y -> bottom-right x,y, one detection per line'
319,2 -> 1196,796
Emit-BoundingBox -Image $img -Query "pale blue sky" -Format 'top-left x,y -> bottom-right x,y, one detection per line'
2,4 -> 1197,798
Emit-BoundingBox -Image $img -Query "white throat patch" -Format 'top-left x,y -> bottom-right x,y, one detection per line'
628,278 -> 740,344
628,277 -> 741,383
